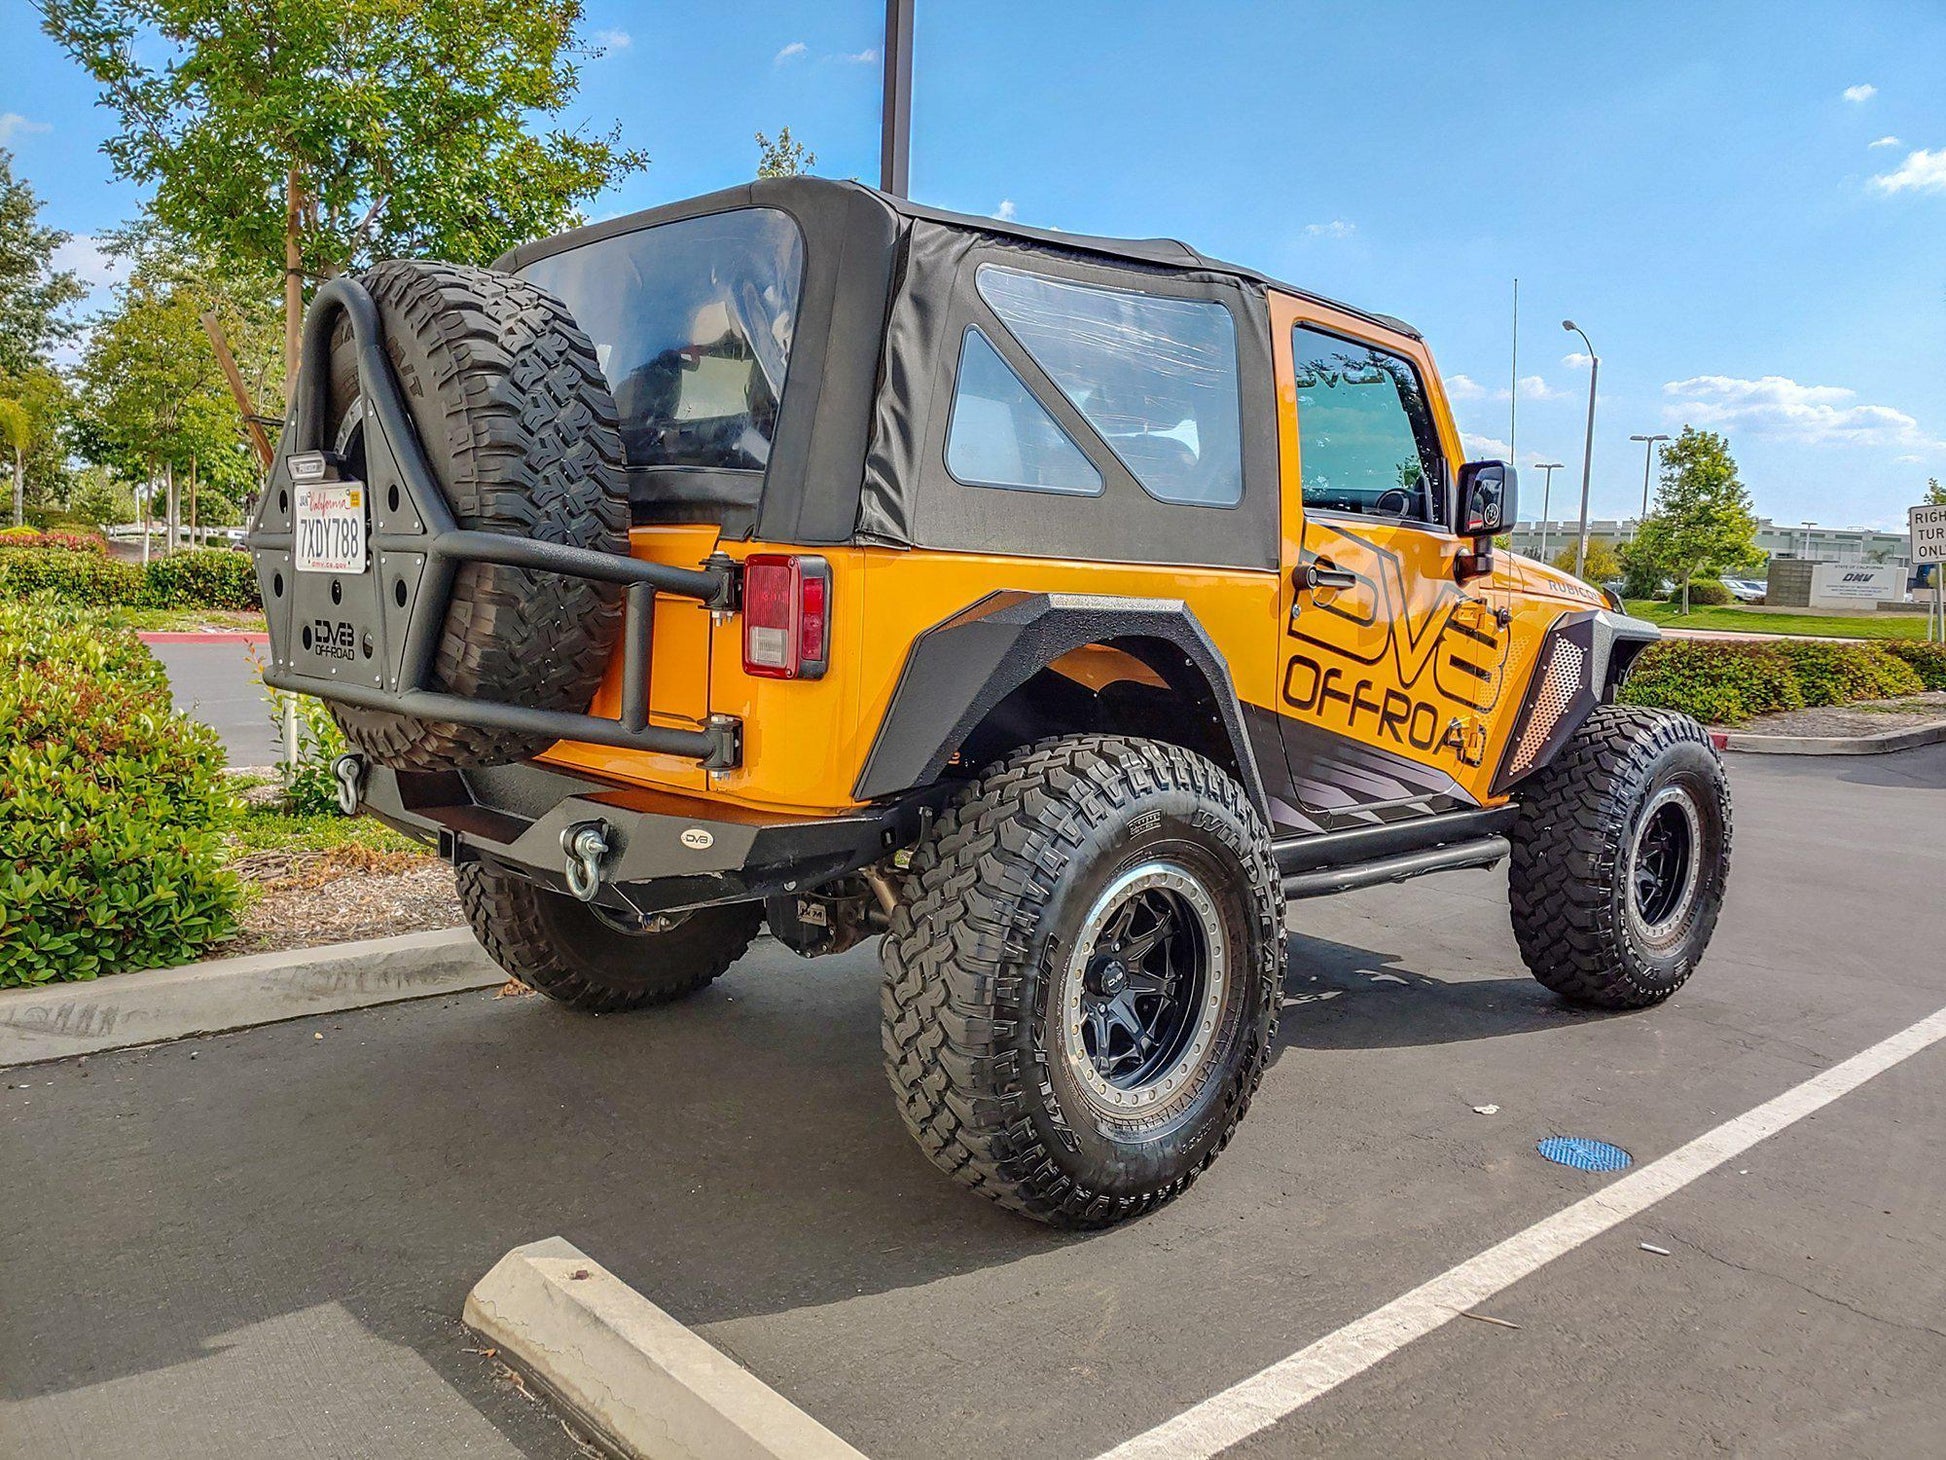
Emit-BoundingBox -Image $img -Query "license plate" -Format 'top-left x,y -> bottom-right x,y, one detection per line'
294,480 -> 367,573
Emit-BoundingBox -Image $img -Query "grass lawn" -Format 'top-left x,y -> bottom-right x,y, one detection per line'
1622,600 -> 1934,641
103,605 -> 268,634
228,800 -> 427,858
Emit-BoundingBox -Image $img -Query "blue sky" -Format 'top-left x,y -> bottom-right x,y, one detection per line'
4,0 -> 1942,529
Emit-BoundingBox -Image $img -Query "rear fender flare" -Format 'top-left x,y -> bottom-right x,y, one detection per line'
853,591 -> 1269,817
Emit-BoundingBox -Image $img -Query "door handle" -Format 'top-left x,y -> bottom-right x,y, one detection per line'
1297,561 -> 1358,592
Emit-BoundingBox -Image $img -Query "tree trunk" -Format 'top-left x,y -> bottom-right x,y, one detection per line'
189,454 -> 198,547
9,450 -> 21,529
140,462 -> 152,566
164,459 -> 179,556
1681,572 -> 1692,615
285,165 -> 305,390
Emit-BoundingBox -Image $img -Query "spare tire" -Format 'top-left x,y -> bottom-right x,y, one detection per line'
322,259 -> 629,770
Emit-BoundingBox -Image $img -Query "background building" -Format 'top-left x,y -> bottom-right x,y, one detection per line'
1506,518 -> 1912,578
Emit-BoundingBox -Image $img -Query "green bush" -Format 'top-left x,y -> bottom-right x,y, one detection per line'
0,600 -> 240,985
1668,578 -> 1733,607
0,545 -> 261,611
277,692 -> 352,817
1887,641 -> 1946,691
1620,640 -> 1802,724
0,547 -> 148,606
1770,641 -> 1922,706
144,549 -> 261,611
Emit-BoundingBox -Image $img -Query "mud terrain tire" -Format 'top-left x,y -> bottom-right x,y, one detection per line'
457,862 -> 763,1013
324,260 -> 629,770
1509,705 -> 1731,1009
881,735 -> 1284,1228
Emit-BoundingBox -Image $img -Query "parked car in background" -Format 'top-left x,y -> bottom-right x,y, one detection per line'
1719,577 -> 1766,603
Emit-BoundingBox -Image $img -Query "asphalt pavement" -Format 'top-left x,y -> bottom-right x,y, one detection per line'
145,637 -> 281,766
3,744 -> 1944,1458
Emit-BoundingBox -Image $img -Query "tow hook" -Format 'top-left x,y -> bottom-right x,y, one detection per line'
562,821 -> 612,903
332,753 -> 367,816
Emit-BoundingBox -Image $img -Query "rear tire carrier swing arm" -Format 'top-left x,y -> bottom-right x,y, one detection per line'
246,275 -> 742,769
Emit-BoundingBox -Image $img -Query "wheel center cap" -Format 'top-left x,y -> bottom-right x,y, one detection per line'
1092,959 -> 1129,996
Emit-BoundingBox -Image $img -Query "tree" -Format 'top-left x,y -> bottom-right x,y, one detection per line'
1627,427 -> 1762,613
0,148 -> 84,379
43,0 -> 648,382
756,127 -> 816,179
0,364 -> 77,521
1551,540 -> 1622,585
0,396 -> 27,527
1926,477 -> 1945,507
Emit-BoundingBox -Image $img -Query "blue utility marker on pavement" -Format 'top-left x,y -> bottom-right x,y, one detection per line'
1537,1136 -> 1633,1172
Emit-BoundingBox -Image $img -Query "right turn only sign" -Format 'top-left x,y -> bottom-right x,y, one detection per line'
1912,503 -> 1946,565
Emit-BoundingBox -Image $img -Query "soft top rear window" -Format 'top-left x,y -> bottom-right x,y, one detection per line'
518,208 -> 805,472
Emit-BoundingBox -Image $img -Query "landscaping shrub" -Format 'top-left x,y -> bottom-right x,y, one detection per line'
0,599 -> 240,985
144,548 -> 261,611
1619,640 -> 1802,724
0,544 -> 261,611
1770,640 -> 1922,707
0,547 -> 148,606
1668,578 -> 1733,607
0,526 -> 106,553
277,691 -> 352,817
1887,640 -> 1946,691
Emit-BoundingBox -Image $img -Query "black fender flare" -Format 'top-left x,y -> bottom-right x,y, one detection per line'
1489,607 -> 1661,796
853,590 -> 1270,817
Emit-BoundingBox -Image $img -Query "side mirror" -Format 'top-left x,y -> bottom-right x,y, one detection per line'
1458,460 -> 1516,537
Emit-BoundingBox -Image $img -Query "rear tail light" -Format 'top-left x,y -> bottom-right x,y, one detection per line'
742,554 -> 831,679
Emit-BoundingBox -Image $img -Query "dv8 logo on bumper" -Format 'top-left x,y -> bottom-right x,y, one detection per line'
308,618 -> 357,660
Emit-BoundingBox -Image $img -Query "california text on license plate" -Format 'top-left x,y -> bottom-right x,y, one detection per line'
294,481 -> 367,573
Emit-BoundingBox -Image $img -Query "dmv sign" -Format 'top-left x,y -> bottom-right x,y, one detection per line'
1912,504 -> 1946,566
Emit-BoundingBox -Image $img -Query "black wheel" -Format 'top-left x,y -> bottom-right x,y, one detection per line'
1509,705 -> 1731,1009
881,735 -> 1284,1228
323,259 -> 630,770
456,861 -> 761,1013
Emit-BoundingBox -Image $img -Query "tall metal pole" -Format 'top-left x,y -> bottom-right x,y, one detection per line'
1508,278 -> 1518,473
1629,433 -> 1669,540
1534,462 -> 1564,562
880,0 -> 915,196
1564,321 -> 1599,580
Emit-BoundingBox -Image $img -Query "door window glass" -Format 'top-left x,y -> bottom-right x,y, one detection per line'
1291,325 -> 1446,523
945,327 -> 1103,495
977,265 -> 1243,507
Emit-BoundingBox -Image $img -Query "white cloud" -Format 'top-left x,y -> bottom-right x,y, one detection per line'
1516,374 -> 1565,402
1873,147 -> 1946,194
1462,433 -> 1513,460
593,28 -> 631,50
1663,374 -> 1942,449
773,41 -> 808,64
52,235 -> 121,292
1869,135 -> 1901,148
1843,83 -> 1878,103
0,114 -> 51,143
1562,351 -> 1594,369
1445,374 -> 1488,401
1895,454 -> 1925,464
994,199 -> 1017,222
842,48 -> 880,64
1302,219 -> 1355,239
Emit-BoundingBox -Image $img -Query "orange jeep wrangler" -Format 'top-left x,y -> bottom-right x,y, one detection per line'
252,178 -> 1731,1227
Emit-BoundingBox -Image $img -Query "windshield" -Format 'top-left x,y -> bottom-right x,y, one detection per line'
519,208 -> 806,472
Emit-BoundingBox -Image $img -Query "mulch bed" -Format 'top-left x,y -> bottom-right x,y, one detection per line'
1731,690 -> 1946,738
214,845 -> 464,958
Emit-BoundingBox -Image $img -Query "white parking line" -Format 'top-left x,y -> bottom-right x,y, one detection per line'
1098,1002 -> 1946,1460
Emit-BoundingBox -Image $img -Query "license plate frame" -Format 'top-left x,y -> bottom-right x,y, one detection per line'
294,480 -> 368,574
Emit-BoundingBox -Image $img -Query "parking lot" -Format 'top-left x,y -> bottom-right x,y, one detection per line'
5,743 -> 1944,1459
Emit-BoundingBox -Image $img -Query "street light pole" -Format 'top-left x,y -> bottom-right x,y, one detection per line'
1628,432 -> 1670,537
1563,321 -> 1600,580
1534,462 -> 1565,561
880,0 -> 915,196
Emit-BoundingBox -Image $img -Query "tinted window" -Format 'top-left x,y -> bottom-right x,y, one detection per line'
945,328 -> 1103,495
977,266 -> 1243,507
519,208 -> 805,471
1292,325 -> 1446,523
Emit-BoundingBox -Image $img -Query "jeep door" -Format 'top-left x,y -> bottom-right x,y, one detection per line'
1267,293 -> 1513,823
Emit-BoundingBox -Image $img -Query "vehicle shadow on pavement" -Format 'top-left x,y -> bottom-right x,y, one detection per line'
1274,930 -> 1620,1054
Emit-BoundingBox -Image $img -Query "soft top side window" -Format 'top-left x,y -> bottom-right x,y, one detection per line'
1291,325 -> 1447,525
977,265 -> 1244,508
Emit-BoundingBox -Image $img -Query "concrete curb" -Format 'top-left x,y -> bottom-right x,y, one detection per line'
1720,719 -> 1946,756
0,927 -> 498,1068
137,630 -> 269,645
465,1237 -> 868,1460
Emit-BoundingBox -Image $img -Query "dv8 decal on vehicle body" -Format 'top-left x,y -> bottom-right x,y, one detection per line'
1283,517 -> 1510,771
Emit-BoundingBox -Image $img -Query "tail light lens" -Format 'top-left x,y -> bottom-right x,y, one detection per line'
742,554 -> 831,680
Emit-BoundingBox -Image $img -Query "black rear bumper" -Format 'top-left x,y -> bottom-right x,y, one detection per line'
356,759 -> 947,917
